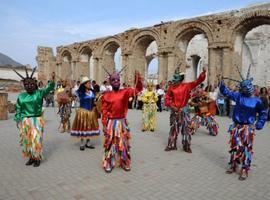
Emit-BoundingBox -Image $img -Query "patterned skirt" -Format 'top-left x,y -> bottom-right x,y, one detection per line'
227,123 -> 255,171
142,103 -> 157,131
20,117 -> 44,160
102,118 -> 131,169
70,108 -> 100,138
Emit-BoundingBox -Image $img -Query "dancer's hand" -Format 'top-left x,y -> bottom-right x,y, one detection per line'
202,67 -> 207,73
51,72 -> 56,81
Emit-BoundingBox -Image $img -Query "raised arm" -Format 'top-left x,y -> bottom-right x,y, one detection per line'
126,71 -> 143,97
255,99 -> 268,130
40,72 -> 55,97
219,80 -> 239,102
189,70 -> 206,90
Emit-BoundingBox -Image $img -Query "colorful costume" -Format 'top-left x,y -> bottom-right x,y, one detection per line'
164,68 -> 206,152
190,89 -> 219,136
70,89 -> 100,138
220,66 -> 267,180
14,67 -> 55,166
141,83 -> 158,132
56,86 -> 72,133
101,70 -> 142,173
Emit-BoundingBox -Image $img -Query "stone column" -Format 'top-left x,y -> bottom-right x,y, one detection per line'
92,58 -> 98,82
98,58 -> 105,83
157,53 -> 168,83
221,47 -> 233,80
167,53 -> 176,81
208,47 -> 222,85
121,54 -> 129,84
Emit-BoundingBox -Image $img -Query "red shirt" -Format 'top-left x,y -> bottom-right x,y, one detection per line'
165,72 -> 206,108
101,88 -> 135,126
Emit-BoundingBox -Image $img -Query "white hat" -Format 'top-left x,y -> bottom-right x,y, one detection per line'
81,76 -> 90,84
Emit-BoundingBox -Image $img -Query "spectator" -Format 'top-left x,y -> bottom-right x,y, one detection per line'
156,84 -> 165,112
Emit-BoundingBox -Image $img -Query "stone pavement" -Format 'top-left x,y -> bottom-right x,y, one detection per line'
0,96 -> 270,200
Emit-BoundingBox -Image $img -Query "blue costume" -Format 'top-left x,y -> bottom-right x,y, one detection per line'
70,89 -> 100,139
77,90 -> 95,111
220,70 -> 267,180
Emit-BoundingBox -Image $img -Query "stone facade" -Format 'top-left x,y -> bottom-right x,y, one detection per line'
37,3 -> 270,86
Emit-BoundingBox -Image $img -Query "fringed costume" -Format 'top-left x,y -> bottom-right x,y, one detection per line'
190,90 -> 219,136
101,71 -> 142,173
56,86 -> 72,133
14,68 -> 55,167
141,84 -> 158,132
220,71 -> 267,180
164,68 -> 206,153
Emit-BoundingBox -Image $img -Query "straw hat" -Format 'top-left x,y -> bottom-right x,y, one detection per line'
81,76 -> 90,85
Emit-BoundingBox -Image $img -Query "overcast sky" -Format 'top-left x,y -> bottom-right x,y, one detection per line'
0,0 -> 267,67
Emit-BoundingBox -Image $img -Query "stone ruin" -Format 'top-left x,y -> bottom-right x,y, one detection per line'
37,3 -> 270,87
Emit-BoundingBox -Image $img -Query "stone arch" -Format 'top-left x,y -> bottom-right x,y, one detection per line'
173,20 -> 214,53
98,37 -> 122,81
130,29 -> 161,50
173,21 -> 213,82
60,49 -> 72,79
59,48 -> 72,62
231,10 -> 270,85
99,36 -> 123,55
78,45 -> 94,81
129,30 -> 160,81
231,10 -> 270,54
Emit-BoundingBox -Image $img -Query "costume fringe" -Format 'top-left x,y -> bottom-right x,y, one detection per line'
227,123 -> 255,171
102,119 -> 131,169
20,117 -> 44,160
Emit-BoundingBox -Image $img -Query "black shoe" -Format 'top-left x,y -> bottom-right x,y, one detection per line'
33,160 -> 40,167
85,144 -> 95,149
80,146 -> 85,151
150,129 -> 154,132
25,158 -> 35,166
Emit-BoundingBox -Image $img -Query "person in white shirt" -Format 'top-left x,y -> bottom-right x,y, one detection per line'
100,81 -> 112,94
156,84 -> 165,112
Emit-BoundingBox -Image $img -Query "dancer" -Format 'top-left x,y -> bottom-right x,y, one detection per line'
14,68 -> 55,167
164,67 -> 206,153
101,70 -> 143,173
70,77 -> 100,150
220,66 -> 267,181
56,81 -> 72,133
141,82 -> 158,132
190,87 -> 219,136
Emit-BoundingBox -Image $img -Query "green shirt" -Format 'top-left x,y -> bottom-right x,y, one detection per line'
14,81 -> 55,121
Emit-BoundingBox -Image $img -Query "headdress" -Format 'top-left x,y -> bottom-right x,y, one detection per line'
101,65 -> 127,81
171,67 -> 185,83
147,80 -> 154,91
223,65 -> 254,96
13,66 -> 37,81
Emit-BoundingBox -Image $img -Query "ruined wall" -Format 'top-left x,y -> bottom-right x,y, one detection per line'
37,3 -> 270,86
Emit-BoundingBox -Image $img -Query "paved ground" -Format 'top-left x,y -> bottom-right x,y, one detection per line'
0,93 -> 270,200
